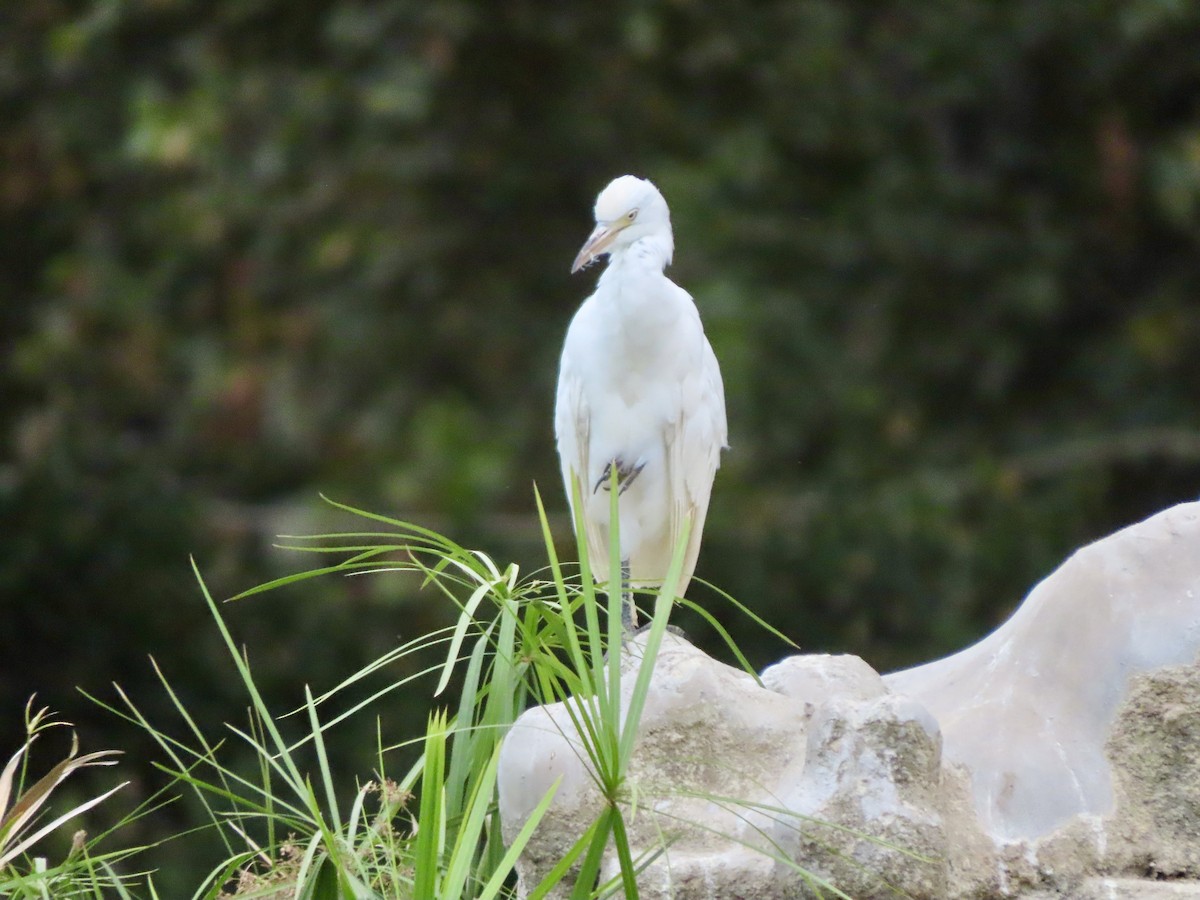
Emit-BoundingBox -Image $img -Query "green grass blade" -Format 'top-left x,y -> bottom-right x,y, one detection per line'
189,560 -> 308,795
445,627 -> 492,816
568,807 -> 614,900
608,807 -> 642,900
412,711 -> 448,899
435,578 -> 493,697
521,810 -> 599,900
568,475 -> 609,717
476,775 -> 566,900
440,743 -> 502,900
691,577 -> 800,650
676,599 -> 759,680
618,516 -> 691,767
303,685 -> 342,835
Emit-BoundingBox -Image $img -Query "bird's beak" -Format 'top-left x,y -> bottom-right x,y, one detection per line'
571,222 -> 623,274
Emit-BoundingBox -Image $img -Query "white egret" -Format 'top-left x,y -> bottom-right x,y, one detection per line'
554,175 -> 728,629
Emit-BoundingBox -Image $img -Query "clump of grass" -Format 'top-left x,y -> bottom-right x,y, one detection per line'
87,489 -> 595,898
217,835 -> 303,900
79,484 -> 722,897
26,484 -> 861,897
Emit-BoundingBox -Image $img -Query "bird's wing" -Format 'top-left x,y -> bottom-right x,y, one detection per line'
664,299 -> 728,598
554,339 -> 609,576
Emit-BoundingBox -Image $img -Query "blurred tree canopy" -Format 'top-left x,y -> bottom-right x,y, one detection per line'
3,0 -> 1200,888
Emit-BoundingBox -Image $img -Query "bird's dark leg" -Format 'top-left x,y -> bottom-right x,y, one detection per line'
619,558 -> 686,639
620,558 -> 636,631
594,459 -> 647,496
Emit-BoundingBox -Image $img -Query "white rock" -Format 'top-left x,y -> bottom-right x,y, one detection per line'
1025,878 -> 1200,899
885,501 -> 1200,842
497,501 -> 1200,898
760,652 -> 887,713
497,633 -> 810,897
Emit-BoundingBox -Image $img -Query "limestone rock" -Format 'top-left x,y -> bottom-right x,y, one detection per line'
498,634 -> 810,898
885,500 -> 1200,844
760,652 -> 887,711
1106,663 -> 1200,879
496,697 -> 603,894
768,692 -> 952,898
497,501 -> 1200,898
1024,878 -> 1200,899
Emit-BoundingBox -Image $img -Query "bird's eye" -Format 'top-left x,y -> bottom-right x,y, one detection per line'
627,209 -> 639,221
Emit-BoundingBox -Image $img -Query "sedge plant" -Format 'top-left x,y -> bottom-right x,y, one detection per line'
69,480 -> 887,897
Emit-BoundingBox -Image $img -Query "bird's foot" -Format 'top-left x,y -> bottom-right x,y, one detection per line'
593,458 -> 647,496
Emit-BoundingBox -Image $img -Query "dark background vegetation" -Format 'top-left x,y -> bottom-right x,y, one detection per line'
3,0 -> 1200,891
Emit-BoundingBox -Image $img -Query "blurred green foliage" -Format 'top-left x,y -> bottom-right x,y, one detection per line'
3,0 -> 1200,889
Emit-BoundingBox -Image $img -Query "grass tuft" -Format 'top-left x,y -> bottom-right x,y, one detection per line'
5,489 -> 867,897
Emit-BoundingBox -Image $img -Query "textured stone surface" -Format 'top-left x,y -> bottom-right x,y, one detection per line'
1105,664 -> 1200,879
497,501 -> 1200,898
497,634 -> 810,898
1025,879 -> 1200,899
885,501 -> 1200,844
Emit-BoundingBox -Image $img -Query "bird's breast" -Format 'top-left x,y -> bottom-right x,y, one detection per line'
573,292 -> 695,377
561,267 -> 713,468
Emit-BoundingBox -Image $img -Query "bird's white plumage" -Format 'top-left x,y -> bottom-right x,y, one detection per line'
555,176 -> 727,615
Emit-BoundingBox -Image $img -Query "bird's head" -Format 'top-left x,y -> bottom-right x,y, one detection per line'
571,175 -> 673,274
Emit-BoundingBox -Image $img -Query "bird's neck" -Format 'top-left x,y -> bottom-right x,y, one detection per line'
593,235 -> 681,341
605,234 -> 673,277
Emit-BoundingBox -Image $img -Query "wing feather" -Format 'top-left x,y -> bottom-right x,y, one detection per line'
554,345 -> 610,577
663,303 -> 728,599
